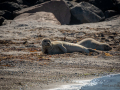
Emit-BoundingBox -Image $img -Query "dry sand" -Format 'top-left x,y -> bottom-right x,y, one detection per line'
0,15 -> 120,90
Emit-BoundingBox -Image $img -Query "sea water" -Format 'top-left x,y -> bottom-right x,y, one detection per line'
50,74 -> 120,90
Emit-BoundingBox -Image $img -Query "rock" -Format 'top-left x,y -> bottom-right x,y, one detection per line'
14,12 -> 61,25
0,0 -> 29,8
70,13 -> 81,24
22,0 -> 38,5
64,1 -> 78,24
0,16 -> 5,25
15,0 -> 29,7
14,1 -> 71,25
116,0 -> 120,13
0,0 -> 50,6
36,0 -> 50,4
104,10 -> 118,18
0,0 -> 13,3
64,1 -> 78,8
0,0 -> 34,5
75,0 -> 89,3
89,0 -> 116,12
25,0 -> 50,5
0,10 -> 13,19
0,2 -> 21,12
70,2 -> 105,24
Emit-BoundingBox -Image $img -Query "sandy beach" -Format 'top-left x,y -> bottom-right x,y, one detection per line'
0,15 -> 120,90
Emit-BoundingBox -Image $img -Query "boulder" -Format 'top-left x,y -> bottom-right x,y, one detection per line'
70,2 -> 105,24
75,0 -> 89,3
0,0 -> 50,7
14,0 -> 30,7
25,0 -> 50,5
0,16 -> 5,25
104,10 -> 118,18
0,0 -> 14,3
64,1 -> 78,8
116,0 -> 120,13
14,1 -> 71,25
0,2 -> 21,12
14,12 -> 61,25
89,0 -> 116,12
36,0 -> 50,4
0,0 -> 35,6
0,10 -> 13,19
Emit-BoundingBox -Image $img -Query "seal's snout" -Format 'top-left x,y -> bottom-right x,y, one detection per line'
47,42 -> 50,46
104,45 -> 112,51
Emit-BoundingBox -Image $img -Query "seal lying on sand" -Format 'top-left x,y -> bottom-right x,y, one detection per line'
42,38 -> 98,54
77,38 -> 112,51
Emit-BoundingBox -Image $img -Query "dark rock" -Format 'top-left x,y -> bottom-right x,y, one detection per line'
73,0 -> 89,3
99,33 -> 104,37
112,32 -> 117,35
15,0 -> 32,6
23,41 -> 27,44
0,0 -> 15,3
24,0 -> 41,5
105,39 -> 110,42
0,2 -> 21,12
64,1 -> 78,8
64,1 -> 80,24
101,37 -> 105,40
70,13 -> 81,24
16,24 -> 28,27
115,0 -> 120,13
89,0 -> 116,12
0,10 -> 13,19
16,0 -> 24,4
0,0 -> 29,8
64,1 -> 78,24
9,0 -> 51,6
24,0 -> 51,6
36,0 -> 51,4
19,4 -> 28,9
109,35 -> 114,39
0,16 -> 5,25
105,10 -> 118,18
0,77 -> 4,79
14,0 -> 30,6
70,2 -> 105,24
14,1 -> 71,25
0,0 -> 33,6
105,14 -> 120,21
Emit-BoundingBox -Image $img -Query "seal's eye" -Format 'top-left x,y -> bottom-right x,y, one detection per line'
105,46 -> 108,48
44,40 -> 46,42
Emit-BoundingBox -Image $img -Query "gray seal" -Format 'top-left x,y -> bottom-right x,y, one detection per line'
77,38 -> 112,51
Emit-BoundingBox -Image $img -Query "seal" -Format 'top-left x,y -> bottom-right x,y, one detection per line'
77,38 -> 112,51
42,38 -> 98,54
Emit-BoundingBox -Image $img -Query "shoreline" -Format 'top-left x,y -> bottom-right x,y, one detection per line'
32,73 -> 120,90
46,73 -> 120,90
27,72 -> 119,90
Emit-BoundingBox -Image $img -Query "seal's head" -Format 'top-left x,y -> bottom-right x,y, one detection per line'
42,38 -> 52,48
103,44 -> 112,51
